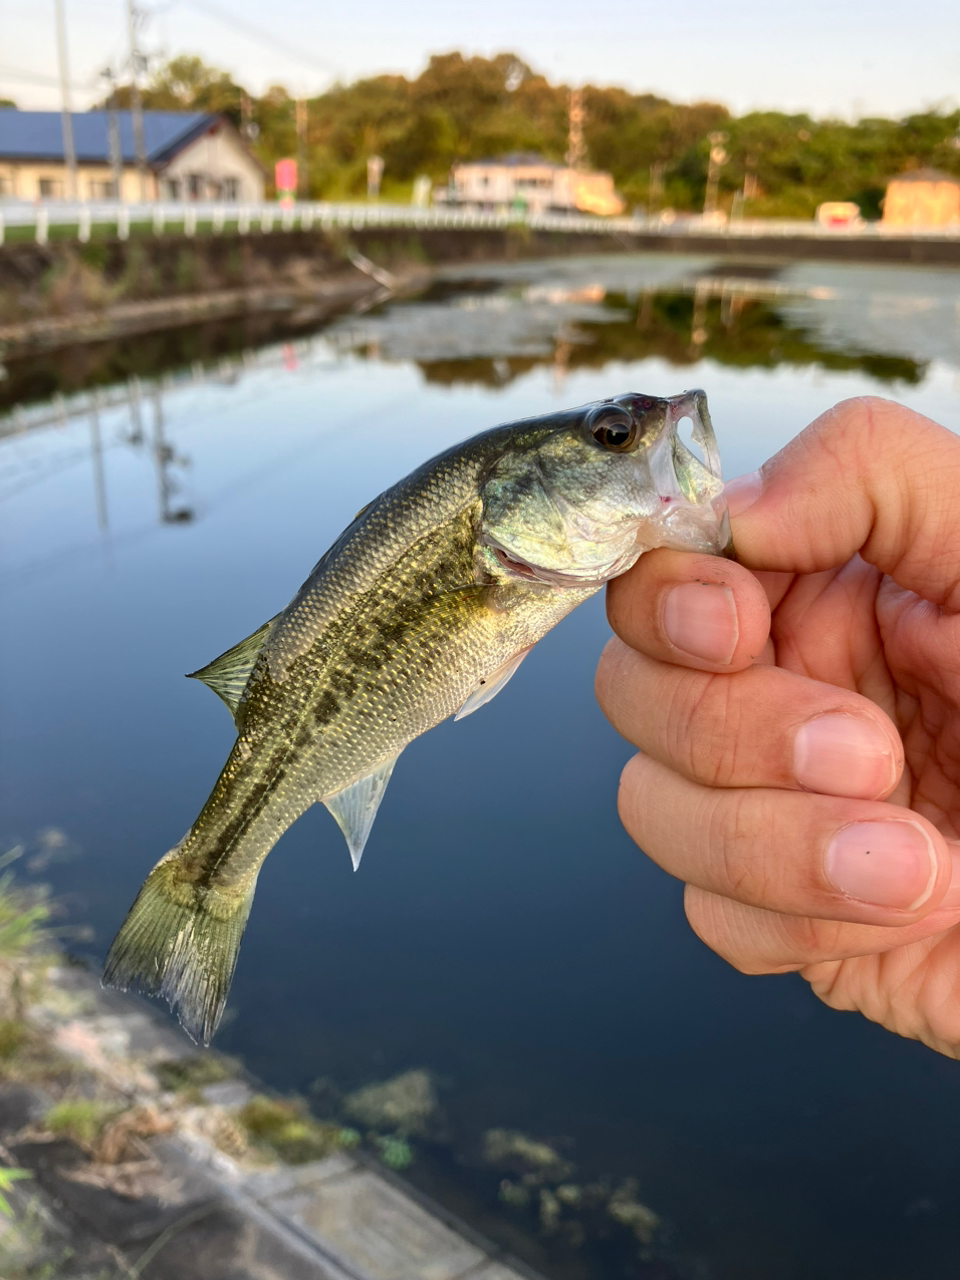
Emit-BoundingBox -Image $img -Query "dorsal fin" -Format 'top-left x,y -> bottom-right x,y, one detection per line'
187,615 -> 279,721
454,647 -> 531,722
323,755 -> 400,871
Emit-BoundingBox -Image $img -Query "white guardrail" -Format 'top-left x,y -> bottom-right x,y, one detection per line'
0,199 -> 959,246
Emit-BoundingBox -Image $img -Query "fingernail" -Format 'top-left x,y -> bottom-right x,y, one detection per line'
794,714 -> 896,798
723,470 -> 763,517
825,820 -> 938,911
664,582 -> 738,664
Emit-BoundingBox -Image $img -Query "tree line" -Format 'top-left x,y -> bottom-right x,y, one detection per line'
108,51 -> 960,217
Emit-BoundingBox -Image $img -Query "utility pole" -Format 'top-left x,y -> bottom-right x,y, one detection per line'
703,130 -> 729,217
102,66 -> 123,198
125,0 -> 149,201
54,0 -> 77,200
296,98 -> 308,199
566,88 -> 587,170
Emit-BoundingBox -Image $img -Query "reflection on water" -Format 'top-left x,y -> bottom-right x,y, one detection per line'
3,254 -> 960,1280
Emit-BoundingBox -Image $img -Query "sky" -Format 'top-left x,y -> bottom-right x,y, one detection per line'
3,0 -> 959,120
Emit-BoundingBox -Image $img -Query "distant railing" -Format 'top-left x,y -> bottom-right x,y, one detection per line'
0,199 -> 959,247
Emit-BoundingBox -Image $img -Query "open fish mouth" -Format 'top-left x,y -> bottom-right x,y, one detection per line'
485,537 -> 638,588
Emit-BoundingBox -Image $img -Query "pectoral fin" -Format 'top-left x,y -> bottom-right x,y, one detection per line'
187,615 -> 279,721
455,647 -> 531,721
324,756 -> 400,871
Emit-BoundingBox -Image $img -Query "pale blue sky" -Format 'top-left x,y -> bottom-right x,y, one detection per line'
4,0 -> 959,120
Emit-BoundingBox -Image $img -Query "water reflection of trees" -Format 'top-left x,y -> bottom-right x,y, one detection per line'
0,280 -> 925,424
415,290 -> 924,389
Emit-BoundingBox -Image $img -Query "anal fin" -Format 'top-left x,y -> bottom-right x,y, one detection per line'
455,647 -> 531,721
187,614 -> 279,722
324,756 -> 400,871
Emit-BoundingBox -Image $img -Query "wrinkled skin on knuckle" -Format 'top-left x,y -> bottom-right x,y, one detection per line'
682,673 -> 748,788
710,787 -> 771,904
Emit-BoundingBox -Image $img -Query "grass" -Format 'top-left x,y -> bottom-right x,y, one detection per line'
154,1053 -> 237,1096
238,1095 -> 359,1165
44,1100 -> 116,1149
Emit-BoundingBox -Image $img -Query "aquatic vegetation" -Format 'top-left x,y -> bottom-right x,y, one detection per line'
497,1180 -> 531,1209
373,1134 -> 413,1170
344,1069 -> 437,1136
153,1052 -> 237,1094
238,1094 -> 359,1164
607,1179 -> 661,1245
482,1126 -> 662,1256
538,1188 -> 562,1233
482,1128 -> 574,1182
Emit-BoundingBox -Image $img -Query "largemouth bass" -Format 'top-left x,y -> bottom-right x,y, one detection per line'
104,390 -> 732,1044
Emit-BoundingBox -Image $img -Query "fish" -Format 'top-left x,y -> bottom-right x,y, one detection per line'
103,390 -> 732,1044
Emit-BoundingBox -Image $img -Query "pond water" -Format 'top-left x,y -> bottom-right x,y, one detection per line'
3,252 -> 960,1280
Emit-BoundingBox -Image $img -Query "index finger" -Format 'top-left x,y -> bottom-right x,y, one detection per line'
725,397 -> 960,607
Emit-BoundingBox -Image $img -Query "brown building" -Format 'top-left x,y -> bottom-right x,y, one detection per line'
882,168 -> 960,229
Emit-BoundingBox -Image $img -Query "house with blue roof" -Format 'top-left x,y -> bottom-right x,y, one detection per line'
0,109 -> 265,203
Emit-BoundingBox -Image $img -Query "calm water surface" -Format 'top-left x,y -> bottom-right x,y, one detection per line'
3,253 -> 960,1280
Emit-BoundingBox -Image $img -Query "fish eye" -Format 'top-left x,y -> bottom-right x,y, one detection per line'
589,407 -> 637,452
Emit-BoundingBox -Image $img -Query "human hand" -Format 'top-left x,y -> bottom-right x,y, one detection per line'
595,397 -> 960,1057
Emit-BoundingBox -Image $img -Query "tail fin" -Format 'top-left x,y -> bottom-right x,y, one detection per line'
103,852 -> 255,1046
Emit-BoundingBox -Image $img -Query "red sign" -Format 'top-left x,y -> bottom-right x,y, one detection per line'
275,158 -> 297,194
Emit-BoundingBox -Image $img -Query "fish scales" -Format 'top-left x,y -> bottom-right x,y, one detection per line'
104,391 -> 732,1043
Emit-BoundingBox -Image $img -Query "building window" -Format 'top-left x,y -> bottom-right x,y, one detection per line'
38,177 -> 64,199
165,178 -> 181,200
187,173 -> 203,200
222,177 -> 239,201
0,174 -> 11,197
89,179 -> 118,199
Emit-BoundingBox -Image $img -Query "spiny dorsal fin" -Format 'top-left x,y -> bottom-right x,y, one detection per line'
455,647 -> 531,722
324,755 -> 400,871
187,614 -> 279,721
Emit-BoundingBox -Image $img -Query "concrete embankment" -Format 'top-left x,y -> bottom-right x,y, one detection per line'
4,221 -> 956,357
0,962 -> 541,1280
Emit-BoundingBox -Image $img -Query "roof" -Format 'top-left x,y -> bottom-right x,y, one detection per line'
456,152 -> 562,170
888,167 -> 960,185
0,110 -> 217,167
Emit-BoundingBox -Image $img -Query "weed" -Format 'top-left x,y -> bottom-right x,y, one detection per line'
238,1095 -> 358,1165
44,1100 -> 115,1149
154,1054 -> 236,1094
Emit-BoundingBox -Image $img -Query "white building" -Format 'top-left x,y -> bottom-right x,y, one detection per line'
443,153 -> 624,217
0,109 -> 265,203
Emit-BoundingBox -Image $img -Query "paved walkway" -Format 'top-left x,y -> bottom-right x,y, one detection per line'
1,965 -> 541,1280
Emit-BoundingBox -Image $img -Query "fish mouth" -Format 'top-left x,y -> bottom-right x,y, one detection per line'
486,538 -> 623,589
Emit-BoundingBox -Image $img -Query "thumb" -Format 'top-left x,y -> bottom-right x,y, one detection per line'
725,397 -> 960,609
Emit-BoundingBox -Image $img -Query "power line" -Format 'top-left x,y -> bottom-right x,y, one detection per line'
175,0 -> 335,78
0,65 -> 88,90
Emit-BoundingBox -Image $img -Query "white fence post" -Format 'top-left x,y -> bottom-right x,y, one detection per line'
153,206 -> 165,235
36,206 -> 49,245
184,206 -> 197,236
213,205 -> 225,233
78,206 -> 92,243
117,206 -> 129,240
238,206 -> 250,234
